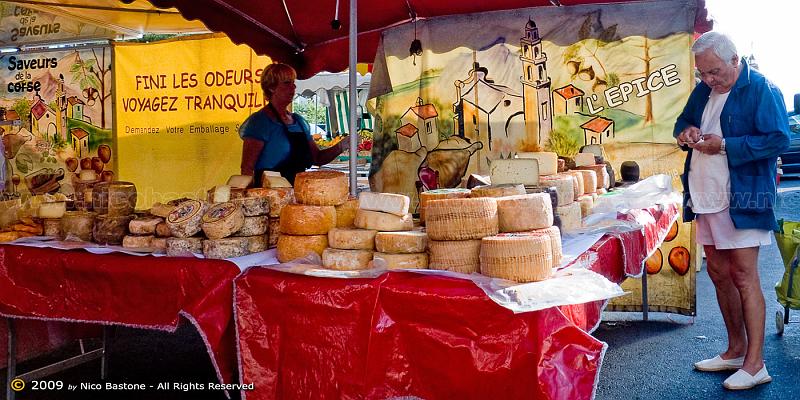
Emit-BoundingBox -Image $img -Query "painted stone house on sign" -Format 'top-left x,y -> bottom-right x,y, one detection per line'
70,127 -> 90,159
581,116 -> 614,145
400,98 -> 439,150
553,84 -> 584,115
395,123 -> 422,152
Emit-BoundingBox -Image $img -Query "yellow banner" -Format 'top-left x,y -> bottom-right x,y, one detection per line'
113,34 -> 271,207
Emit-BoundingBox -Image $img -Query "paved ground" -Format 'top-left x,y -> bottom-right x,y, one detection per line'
4,180 -> 800,399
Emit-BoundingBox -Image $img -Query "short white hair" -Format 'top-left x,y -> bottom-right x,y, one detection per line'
692,32 -> 738,63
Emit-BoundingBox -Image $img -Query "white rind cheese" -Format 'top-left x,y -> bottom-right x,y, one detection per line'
489,159 -> 540,186
480,233 -> 553,282
294,170 -> 349,206
203,237 -> 249,259
279,204 -> 336,235
353,209 -> 413,232
374,231 -> 428,254
496,193 -> 553,232
555,202 -> 582,232
166,237 -> 203,256
425,197 -> 499,240
202,202 -> 246,239
516,152 -> 558,176
166,200 -> 208,238
208,185 -> 232,203
261,173 -> 292,188
327,227 -> 377,250
227,175 -> 253,189
428,239 -> 481,274
539,174 -> 576,206
322,248 -> 374,270
358,192 -> 410,216
373,252 -> 428,270
39,201 -> 67,219
276,234 -> 328,263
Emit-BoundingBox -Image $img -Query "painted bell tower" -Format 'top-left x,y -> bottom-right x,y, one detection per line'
520,19 -> 552,147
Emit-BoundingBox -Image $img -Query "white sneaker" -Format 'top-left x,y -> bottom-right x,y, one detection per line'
693,355 -> 745,371
723,365 -> 772,390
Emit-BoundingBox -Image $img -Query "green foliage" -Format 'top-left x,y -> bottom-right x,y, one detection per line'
12,98 -> 31,124
606,72 -> 620,87
292,98 -> 327,126
546,129 -> 580,157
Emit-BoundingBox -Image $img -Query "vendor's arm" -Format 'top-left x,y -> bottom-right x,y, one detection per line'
241,138 -> 265,176
308,136 -> 349,166
725,82 -> 791,167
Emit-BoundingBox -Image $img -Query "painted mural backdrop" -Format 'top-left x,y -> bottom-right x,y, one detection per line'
369,0 -> 697,315
0,46 -> 114,197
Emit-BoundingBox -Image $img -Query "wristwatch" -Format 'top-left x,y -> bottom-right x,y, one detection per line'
720,138 -> 726,155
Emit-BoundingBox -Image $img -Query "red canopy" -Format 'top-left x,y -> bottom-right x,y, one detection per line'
147,0 -> 711,79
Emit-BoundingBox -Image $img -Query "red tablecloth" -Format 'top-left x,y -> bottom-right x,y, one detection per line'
236,204 -> 678,400
0,320 -> 100,369
0,245 -> 241,385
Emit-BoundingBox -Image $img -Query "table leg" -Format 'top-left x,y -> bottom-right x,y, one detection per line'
6,318 -> 17,400
642,271 -> 649,321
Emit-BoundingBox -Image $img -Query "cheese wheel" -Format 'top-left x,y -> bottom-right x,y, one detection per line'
208,185 -> 232,203
227,175 -> 253,189
425,197 -> 498,240
232,196 -> 270,217
149,202 -> 176,218
469,184 -> 526,198
246,234 -> 269,253
294,170 -> 349,206
516,152 -> 558,176
122,234 -> 154,249
279,204 -> 336,235
565,171 -> 586,199
129,216 -> 163,235
167,200 -> 207,238
93,214 -> 134,245
268,217 -> 280,248
92,181 -> 137,216
358,192 -> 410,216
539,174 -> 575,206
202,202 -> 246,239
489,158 -> 540,186
373,252 -> 428,270
555,202 -> 582,232
151,237 -> 168,253
353,209 -> 413,232
234,215 -> 269,236
375,231 -> 427,254
276,234 -> 328,263
42,218 -> 62,238
166,237 -> 203,257
428,239 -> 481,274
577,165 -> 607,189
577,194 -> 594,218
155,221 -> 172,238
419,188 -> 471,224
328,227 -> 377,250
535,226 -> 562,267
496,193 -> 553,232
574,153 -> 596,167
575,170 -> 597,194
322,248 -> 374,270
39,201 -> 66,219
480,233 -> 553,282
61,211 -> 96,241
246,188 -> 294,218
203,237 -> 249,259
334,197 -> 359,227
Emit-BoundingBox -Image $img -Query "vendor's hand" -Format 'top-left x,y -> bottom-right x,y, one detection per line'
692,134 -> 723,155
677,126 -> 702,147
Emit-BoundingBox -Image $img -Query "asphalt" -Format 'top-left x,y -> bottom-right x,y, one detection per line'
4,181 -> 800,400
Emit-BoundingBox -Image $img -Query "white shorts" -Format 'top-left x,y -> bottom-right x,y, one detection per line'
695,208 -> 772,250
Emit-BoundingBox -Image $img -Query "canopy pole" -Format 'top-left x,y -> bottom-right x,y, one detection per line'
348,0 -> 358,196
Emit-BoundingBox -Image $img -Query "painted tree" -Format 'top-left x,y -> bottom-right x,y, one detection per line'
617,35 -> 668,125
562,11 -> 621,95
70,48 -> 111,128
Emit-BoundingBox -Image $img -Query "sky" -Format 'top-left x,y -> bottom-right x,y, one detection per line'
704,0 -> 799,112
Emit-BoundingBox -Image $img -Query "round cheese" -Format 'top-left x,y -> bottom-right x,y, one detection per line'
480,233 -> 553,282
202,202 -> 246,239
322,248 -> 374,270
334,197 -> 359,227
246,234 -> 269,253
93,214 -> 134,245
516,152 -> 558,176
268,217 -> 280,248
327,227 -> 377,250
373,252 -> 428,270
428,239 -> 481,274
92,181 -> 137,216
166,237 -> 203,257
279,204 -> 336,235
167,200 -> 207,238
375,231 -> 427,254
425,197 -> 498,240
234,215 -> 269,236
419,188 -> 471,224
61,211 -> 96,241
39,201 -> 66,219
155,221 -> 172,238
129,216 -> 163,235
232,196 -> 270,217
203,237 -> 249,259
42,218 -> 62,238
122,234 -> 154,249
577,194 -> 594,218
565,171 -> 586,199
496,193 -> 553,232
353,209 -> 413,232
539,174 -> 575,206
535,226 -> 562,267
294,170 -> 349,206
151,237 -> 168,253
555,202 -> 582,232
150,202 -> 177,218
577,165 -> 607,189
575,170 -> 597,194
469,184 -> 526,198
246,188 -> 294,218
276,234 -> 328,263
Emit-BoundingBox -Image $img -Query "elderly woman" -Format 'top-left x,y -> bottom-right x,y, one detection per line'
240,63 -> 349,185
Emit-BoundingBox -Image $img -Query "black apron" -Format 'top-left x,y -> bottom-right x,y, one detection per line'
255,104 -> 313,186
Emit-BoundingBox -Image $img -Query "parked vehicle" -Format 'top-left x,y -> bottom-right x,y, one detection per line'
779,94 -> 800,179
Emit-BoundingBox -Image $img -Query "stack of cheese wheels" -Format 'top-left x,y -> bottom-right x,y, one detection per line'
125,215 -> 162,250
418,188 -> 470,225
427,197 -> 499,274
493,192 -> 563,270
277,171 -> 347,263
201,202 -> 249,259
61,211 -> 96,242
90,181 -> 137,246
353,191 -> 427,270
39,200 -> 67,238
480,232 -> 554,282
230,195 -> 271,254
246,186 -> 294,249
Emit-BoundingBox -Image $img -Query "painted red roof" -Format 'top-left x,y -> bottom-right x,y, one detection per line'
581,116 -> 613,132
395,123 -> 419,138
554,84 -> 584,100
410,104 -> 438,119
70,128 -> 89,140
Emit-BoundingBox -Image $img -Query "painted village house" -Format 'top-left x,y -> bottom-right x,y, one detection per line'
581,116 -> 614,145
395,123 -> 421,152
69,127 -> 90,159
553,84 -> 584,115
400,98 -> 439,150
30,97 -> 59,143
